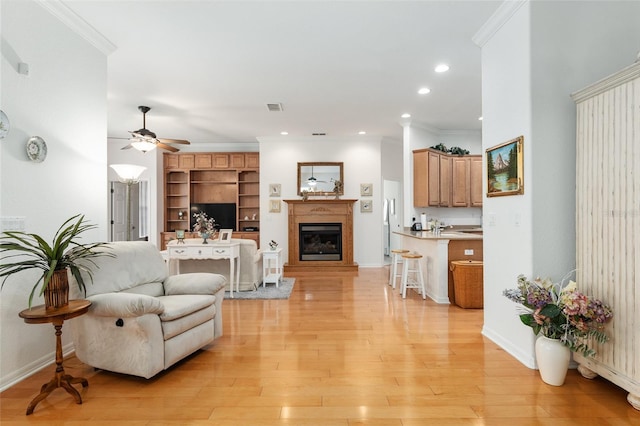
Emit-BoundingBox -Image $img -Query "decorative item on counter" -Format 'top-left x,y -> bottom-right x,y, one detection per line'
192,212 -> 216,244
269,240 -> 278,250
252,213 -> 257,220
332,179 -> 343,199
178,211 -> 184,220
175,229 -> 185,244
301,189 -> 309,201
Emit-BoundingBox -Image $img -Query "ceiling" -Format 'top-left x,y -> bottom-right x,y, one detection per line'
64,1 -> 500,148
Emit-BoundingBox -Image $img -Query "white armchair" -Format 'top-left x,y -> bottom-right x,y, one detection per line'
68,241 -> 226,379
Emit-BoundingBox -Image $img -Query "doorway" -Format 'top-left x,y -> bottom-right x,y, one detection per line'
383,179 -> 402,265
110,181 -> 148,241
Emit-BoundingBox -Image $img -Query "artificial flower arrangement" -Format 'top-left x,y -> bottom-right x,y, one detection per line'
503,273 -> 613,357
192,212 -> 216,236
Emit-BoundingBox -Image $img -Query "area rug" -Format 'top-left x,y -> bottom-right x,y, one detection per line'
225,277 -> 295,300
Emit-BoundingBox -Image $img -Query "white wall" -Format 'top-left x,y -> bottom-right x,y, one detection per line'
477,1 -> 536,367
258,136 -> 383,267
0,0 -> 108,389
477,0 -> 640,368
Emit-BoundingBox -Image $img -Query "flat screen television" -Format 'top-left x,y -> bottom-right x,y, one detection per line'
190,203 -> 236,231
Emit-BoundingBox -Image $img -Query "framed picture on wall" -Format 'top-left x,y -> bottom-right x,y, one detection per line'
269,199 -> 281,213
360,199 -> 373,213
360,183 -> 373,196
269,183 -> 281,197
486,135 -> 524,197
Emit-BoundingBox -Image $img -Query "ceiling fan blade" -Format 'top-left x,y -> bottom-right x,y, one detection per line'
156,142 -> 179,152
120,144 -> 134,150
157,138 -> 190,145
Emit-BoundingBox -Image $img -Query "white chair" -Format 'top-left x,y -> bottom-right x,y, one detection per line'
388,249 -> 409,289
400,252 -> 426,299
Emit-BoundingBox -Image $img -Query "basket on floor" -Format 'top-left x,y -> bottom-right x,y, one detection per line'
450,260 -> 483,309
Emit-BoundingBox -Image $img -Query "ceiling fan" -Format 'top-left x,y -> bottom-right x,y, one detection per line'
306,166 -> 326,187
116,106 -> 190,153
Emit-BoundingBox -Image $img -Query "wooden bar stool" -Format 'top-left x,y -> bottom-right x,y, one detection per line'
389,249 -> 410,289
400,252 -> 426,299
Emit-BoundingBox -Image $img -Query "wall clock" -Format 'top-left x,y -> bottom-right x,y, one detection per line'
0,110 -> 9,139
26,136 -> 47,163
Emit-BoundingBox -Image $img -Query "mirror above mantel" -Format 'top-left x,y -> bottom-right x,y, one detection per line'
297,162 -> 344,195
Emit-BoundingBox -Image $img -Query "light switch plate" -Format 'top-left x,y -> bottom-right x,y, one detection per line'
1,216 -> 26,232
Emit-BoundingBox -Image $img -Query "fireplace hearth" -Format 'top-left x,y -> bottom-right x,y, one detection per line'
284,199 -> 358,272
299,223 -> 342,261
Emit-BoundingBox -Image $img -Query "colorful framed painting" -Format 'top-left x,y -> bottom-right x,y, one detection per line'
486,136 -> 524,197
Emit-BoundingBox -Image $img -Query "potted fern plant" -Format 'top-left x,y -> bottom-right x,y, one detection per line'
0,214 -> 111,309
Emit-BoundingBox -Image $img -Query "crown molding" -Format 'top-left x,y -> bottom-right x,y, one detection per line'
439,129 -> 482,137
406,119 -> 440,135
571,61 -> 640,103
472,0 -> 528,47
35,0 -> 116,56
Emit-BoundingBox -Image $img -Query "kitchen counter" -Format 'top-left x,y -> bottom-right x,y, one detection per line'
394,228 -> 483,240
393,227 -> 483,304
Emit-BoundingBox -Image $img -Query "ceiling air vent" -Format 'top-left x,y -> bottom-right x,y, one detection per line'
312,132 -> 326,136
267,103 -> 283,112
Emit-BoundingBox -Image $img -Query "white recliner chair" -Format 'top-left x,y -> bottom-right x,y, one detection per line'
69,241 -> 226,379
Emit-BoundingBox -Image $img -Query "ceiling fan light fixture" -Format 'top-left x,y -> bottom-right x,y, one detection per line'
131,140 -> 157,153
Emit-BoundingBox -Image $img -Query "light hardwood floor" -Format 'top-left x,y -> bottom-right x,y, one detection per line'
1,267 -> 638,425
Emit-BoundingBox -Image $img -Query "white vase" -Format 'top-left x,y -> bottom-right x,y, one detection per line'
535,335 -> 571,386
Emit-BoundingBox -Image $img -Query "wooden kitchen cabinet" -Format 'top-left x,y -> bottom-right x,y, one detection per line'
451,157 -> 469,207
439,155 -> 451,207
469,157 -> 483,206
414,149 -> 482,208
413,148 -> 443,207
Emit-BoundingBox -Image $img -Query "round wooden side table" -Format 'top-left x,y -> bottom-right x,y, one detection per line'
18,299 -> 91,415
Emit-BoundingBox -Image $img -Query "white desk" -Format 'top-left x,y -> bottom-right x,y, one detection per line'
262,248 -> 283,287
167,240 -> 241,298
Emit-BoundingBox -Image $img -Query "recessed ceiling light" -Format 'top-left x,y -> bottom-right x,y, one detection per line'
358,131 -> 366,135
280,131 -> 289,135
401,113 -> 411,118
418,87 -> 431,95
478,117 -> 483,121
435,64 -> 450,73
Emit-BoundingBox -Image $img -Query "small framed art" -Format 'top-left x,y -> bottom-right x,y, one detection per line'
360,183 -> 372,196
218,229 -> 233,242
360,199 -> 373,213
269,183 -> 281,197
269,199 -> 281,213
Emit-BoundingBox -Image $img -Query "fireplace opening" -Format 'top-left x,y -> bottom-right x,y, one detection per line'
299,223 -> 342,261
